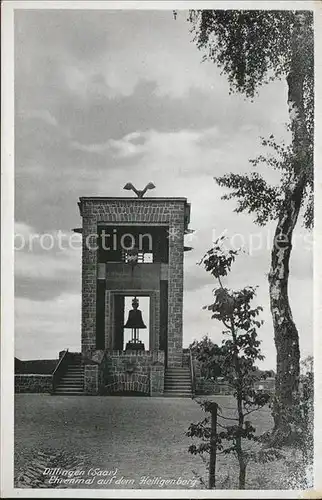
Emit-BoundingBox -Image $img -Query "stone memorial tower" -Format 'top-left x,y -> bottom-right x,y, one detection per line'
77,185 -> 191,370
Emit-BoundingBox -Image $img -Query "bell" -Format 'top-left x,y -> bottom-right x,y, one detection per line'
124,297 -> 146,330
124,297 -> 146,351
124,309 -> 146,329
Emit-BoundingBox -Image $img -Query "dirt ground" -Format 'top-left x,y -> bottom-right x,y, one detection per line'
14,394 -> 307,490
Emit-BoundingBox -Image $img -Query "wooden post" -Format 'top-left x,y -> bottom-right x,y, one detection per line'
208,402 -> 218,489
149,365 -> 153,397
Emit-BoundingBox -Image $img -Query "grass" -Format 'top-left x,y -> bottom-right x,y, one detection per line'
14,394 -> 307,490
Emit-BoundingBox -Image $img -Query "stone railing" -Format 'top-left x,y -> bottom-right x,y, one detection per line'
52,349 -> 70,393
189,349 -> 196,396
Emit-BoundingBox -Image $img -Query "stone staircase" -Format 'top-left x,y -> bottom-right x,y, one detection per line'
52,353 -> 84,396
163,366 -> 192,397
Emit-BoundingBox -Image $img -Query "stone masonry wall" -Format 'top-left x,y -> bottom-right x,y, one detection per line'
99,350 -> 164,395
15,374 -> 52,393
81,216 -> 97,357
195,375 -> 276,396
80,198 -> 187,366
167,211 -> 185,367
104,372 -> 150,394
84,365 -> 99,395
150,365 -> 164,395
191,356 -> 275,395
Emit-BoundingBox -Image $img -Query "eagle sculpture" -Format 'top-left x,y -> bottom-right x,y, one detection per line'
123,182 -> 156,198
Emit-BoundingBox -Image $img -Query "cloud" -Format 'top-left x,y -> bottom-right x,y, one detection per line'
15,9 -> 222,107
15,222 -> 81,301
71,131 -> 146,157
52,11 -> 224,100
26,109 -> 58,127
15,293 -> 81,360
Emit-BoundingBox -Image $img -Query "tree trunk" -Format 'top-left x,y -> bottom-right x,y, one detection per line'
238,456 -> 246,490
232,323 -> 247,489
270,12 -> 310,437
269,182 -> 303,436
208,402 -> 218,489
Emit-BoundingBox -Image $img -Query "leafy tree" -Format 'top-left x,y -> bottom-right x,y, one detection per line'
187,238 -> 282,489
186,10 -> 313,438
189,335 -> 220,379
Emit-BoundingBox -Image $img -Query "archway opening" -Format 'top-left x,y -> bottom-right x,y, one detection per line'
123,296 -> 150,351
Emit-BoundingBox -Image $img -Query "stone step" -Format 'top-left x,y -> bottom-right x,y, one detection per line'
55,385 -> 82,392
165,370 -> 191,374
57,382 -> 84,389
163,392 -> 192,398
54,389 -> 84,394
163,391 -> 192,398
59,376 -> 84,381
53,391 -> 85,396
52,356 -> 85,395
55,385 -> 83,389
166,371 -> 191,376
165,375 -> 191,380
164,377 -> 191,382
166,367 -> 190,371
165,377 -> 191,381
165,389 -> 192,393
58,382 -> 84,388
61,380 -> 84,385
164,386 -> 191,392
164,386 -> 191,391
164,383 -> 192,389
58,378 -> 84,383
165,376 -> 190,380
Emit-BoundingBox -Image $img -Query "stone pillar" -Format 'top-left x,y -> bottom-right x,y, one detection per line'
148,291 -> 160,351
81,216 -> 97,357
84,365 -> 99,395
167,214 -> 185,367
105,290 -> 112,349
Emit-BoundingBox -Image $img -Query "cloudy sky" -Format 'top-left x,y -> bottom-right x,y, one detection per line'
14,8 -> 312,369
